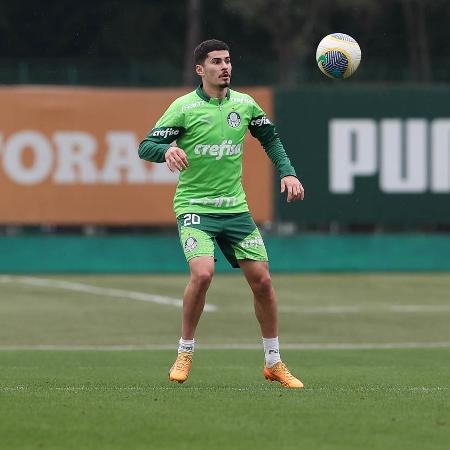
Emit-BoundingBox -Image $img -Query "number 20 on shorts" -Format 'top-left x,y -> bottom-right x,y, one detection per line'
183,214 -> 201,226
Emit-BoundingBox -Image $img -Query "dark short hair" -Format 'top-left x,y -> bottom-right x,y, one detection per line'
194,39 -> 230,65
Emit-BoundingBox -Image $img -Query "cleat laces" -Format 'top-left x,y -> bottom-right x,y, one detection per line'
274,363 -> 296,381
174,353 -> 192,371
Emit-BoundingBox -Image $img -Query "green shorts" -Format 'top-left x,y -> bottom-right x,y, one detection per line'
177,212 -> 268,268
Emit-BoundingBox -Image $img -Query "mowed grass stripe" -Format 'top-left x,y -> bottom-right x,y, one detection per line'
1,274 -> 450,347
1,385 -> 448,393
1,341 -> 450,351
0,349 -> 449,450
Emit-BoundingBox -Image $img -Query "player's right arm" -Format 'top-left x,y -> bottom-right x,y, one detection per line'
164,146 -> 189,172
138,99 -> 188,171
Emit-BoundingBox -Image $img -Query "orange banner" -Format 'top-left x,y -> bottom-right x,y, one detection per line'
0,86 -> 273,225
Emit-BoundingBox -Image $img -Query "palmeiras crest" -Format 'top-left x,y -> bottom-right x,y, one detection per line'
227,111 -> 241,128
184,237 -> 198,252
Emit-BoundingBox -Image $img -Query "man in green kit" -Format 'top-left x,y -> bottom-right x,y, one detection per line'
138,39 -> 305,388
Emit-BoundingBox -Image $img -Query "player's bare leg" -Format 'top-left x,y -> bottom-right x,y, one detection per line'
169,256 -> 214,383
239,260 -> 304,388
239,260 -> 277,336
182,256 -> 215,339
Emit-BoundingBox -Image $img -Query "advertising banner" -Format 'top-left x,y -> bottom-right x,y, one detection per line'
275,86 -> 450,226
0,86 -> 273,224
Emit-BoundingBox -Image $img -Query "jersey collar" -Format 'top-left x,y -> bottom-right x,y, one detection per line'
196,84 -> 231,105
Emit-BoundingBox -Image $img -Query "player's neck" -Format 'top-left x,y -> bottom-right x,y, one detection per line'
202,82 -> 228,101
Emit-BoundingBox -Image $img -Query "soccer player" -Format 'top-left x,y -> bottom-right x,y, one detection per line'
138,39 -> 305,388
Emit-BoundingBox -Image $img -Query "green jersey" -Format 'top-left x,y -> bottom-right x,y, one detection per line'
138,85 -> 297,217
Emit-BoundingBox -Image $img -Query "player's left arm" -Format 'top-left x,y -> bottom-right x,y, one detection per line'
249,103 -> 304,203
280,175 -> 304,203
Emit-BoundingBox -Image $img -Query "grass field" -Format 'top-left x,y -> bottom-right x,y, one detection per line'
1,274 -> 450,449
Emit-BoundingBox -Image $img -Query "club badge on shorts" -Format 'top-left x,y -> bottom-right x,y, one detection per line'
184,237 -> 198,252
227,112 -> 241,128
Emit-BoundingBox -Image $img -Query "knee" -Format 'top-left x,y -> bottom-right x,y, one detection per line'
252,273 -> 272,296
191,269 -> 214,289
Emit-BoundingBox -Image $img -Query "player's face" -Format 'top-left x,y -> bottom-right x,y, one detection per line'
196,50 -> 232,88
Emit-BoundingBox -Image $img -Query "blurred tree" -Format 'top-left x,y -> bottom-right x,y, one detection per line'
183,0 -> 202,85
223,0 -> 395,84
224,0 -> 330,85
401,0 -> 431,82
0,0 -> 448,85
90,1 -> 185,60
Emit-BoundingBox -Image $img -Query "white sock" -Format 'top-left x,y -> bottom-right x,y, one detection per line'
178,337 -> 195,354
262,337 -> 281,367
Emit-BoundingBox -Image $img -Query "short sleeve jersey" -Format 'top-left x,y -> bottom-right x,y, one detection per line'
141,86 -> 291,217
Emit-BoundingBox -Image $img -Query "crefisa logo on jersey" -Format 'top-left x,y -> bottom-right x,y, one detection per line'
151,127 -> 180,139
227,112 -> 241,128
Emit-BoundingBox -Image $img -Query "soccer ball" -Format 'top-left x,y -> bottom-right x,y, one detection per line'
316,33 -> 361,79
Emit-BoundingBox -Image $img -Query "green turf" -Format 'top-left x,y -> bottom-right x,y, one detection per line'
0,349 -> 449,450
1,274 -> 450,449
1,274 -> 450,346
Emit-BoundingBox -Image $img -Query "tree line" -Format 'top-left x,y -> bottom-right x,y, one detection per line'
0,0 -> 448,85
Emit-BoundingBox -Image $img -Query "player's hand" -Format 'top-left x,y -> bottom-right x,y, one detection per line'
281,176 -> 305,202
165,146 -> 189,172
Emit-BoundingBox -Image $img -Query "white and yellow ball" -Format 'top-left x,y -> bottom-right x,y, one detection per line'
316,33 -> 361,79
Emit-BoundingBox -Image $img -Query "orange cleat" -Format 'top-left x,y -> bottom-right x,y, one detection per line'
264,361 -> 304,389
168,352 -> 193,384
